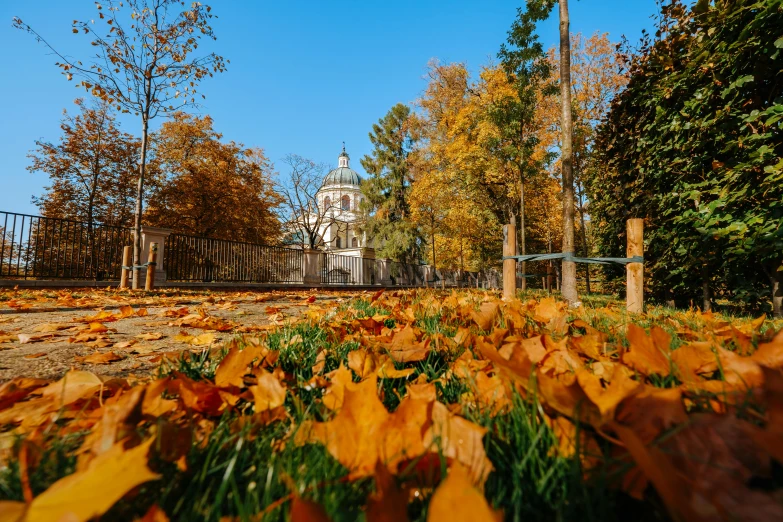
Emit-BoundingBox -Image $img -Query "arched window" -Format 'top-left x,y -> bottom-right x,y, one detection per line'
336,237 -> 341,249
352,237 -> 358,248
323,196 -> 331,210
341,195 -> 351,211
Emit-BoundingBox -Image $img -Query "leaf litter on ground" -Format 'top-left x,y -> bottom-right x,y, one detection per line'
0,288 -> 782,521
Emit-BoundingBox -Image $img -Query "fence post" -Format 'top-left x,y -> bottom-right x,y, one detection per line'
303,249 -> 321,285
626,218 -> 644,313
140,226 -> 172,287
503,224 -> 517,300
120,246 -> 131,289
145,242 -> 158,291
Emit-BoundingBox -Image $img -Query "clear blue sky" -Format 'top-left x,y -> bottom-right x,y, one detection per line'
0,0 -> 658,216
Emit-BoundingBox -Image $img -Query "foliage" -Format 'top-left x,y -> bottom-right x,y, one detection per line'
1,288 -> 783,521
14,0 -> 227,288
591,0 -> 783,316
145,112 -> 282,243
28,99 -> 144,228
361,103 -> 423,264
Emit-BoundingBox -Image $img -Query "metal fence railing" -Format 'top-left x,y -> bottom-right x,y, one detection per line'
0,211 -> 131,280
320,253 -> 366,284
165,234 -> 303,283
388,261 -> 427,286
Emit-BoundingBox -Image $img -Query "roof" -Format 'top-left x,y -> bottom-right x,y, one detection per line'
323,166 -> 361,187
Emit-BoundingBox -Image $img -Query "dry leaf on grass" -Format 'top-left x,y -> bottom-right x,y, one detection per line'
24,437 -> 160,522
426,463 -> 500,522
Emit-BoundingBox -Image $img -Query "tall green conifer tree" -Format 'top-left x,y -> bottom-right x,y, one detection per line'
360,103 -> 422,264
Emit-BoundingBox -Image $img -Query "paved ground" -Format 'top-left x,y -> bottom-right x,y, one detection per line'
0,288 -> 359,381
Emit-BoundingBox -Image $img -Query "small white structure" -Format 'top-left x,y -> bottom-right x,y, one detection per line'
313,145 -> 374,257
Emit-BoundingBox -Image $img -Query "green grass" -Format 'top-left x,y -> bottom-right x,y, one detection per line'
3,290 -> 779,521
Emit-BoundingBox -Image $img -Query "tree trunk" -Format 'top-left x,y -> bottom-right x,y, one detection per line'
132,113 -> 150,290
559,0 -> 578,305
579,193 -> 590,294
702,270 -> 711,312
771,262 -> 783,318
519,179 -> 526,292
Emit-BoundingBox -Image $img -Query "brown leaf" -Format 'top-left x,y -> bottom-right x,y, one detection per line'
31,323 -> 72,333
622,324 -> 671,376
366,461 -> 409,522
295,376 -> 431,478
532,297 -> 561,323
76,351 -> 124,365
471,301 -> 499,331
611,422 -> 704,522
214,344 -> 267,388
290,496 -> 332,522
23,352 -> 47,359
424,402 -> 493,486
249,371 -> 286,412
136,332 -> 164,341
426,463 -> 500,522
383,325 -> 431,363
348,349 -> 377,379
38,370 -> 103,405
670,342 -> 718,382
752,328 -> 783,368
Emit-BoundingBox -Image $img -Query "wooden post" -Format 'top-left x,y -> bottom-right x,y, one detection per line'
503,224 -> 517,300
626,218 -> 644,313
145,242 -> 158,292
546,262 -> 554,294
120,246 -> 131,289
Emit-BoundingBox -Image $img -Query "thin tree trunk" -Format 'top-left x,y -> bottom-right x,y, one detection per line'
578,192 -> 590,294
559,0 -> 578,305
520,179 -> 526,292
770,261 -> 782,318
132,112 -> 150,289
702,267 -> 712,312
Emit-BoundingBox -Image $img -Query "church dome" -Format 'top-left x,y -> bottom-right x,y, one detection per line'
323,167 -> 361,187
323,144 -> 361,187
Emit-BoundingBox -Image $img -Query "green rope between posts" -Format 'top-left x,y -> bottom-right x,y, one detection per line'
502,252 -> 643,265
122,262 -> 157,271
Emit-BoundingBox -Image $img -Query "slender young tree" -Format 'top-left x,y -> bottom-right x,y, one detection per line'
558,0 -> 578,304
15,0 -> 226,288
498,1 -> 555,291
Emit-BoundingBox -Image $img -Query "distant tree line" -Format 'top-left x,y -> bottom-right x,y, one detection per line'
29,100 -> 282,244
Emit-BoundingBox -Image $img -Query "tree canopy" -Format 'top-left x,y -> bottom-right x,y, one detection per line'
591,0 -> 783,316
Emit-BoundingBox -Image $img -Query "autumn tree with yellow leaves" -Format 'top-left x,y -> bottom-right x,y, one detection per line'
144,113 -> 282,243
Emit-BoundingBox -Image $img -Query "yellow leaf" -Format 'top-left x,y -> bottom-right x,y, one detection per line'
426,463 -> 499,522
25,438 -> 160,522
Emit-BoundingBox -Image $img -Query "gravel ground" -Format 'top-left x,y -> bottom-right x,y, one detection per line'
0,289 -> 356,381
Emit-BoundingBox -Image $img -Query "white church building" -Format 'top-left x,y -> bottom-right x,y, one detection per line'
310,146 -> 375,257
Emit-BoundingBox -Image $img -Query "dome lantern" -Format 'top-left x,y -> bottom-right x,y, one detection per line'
322,143 -> 361,187
338,141 -> 349,168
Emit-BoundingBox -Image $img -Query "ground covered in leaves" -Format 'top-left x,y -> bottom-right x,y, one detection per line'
1,288 -> 782,521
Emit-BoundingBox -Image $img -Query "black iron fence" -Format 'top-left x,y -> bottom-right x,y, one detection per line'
165,233 -> 303,283
320,253 -> 360,284
0,211 -> 131,280
0,210 -> 505,289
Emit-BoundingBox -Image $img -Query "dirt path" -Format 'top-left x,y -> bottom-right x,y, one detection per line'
0,289 -> 359,381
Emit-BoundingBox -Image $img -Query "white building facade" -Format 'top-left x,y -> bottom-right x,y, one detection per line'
312,147 -> 374,257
